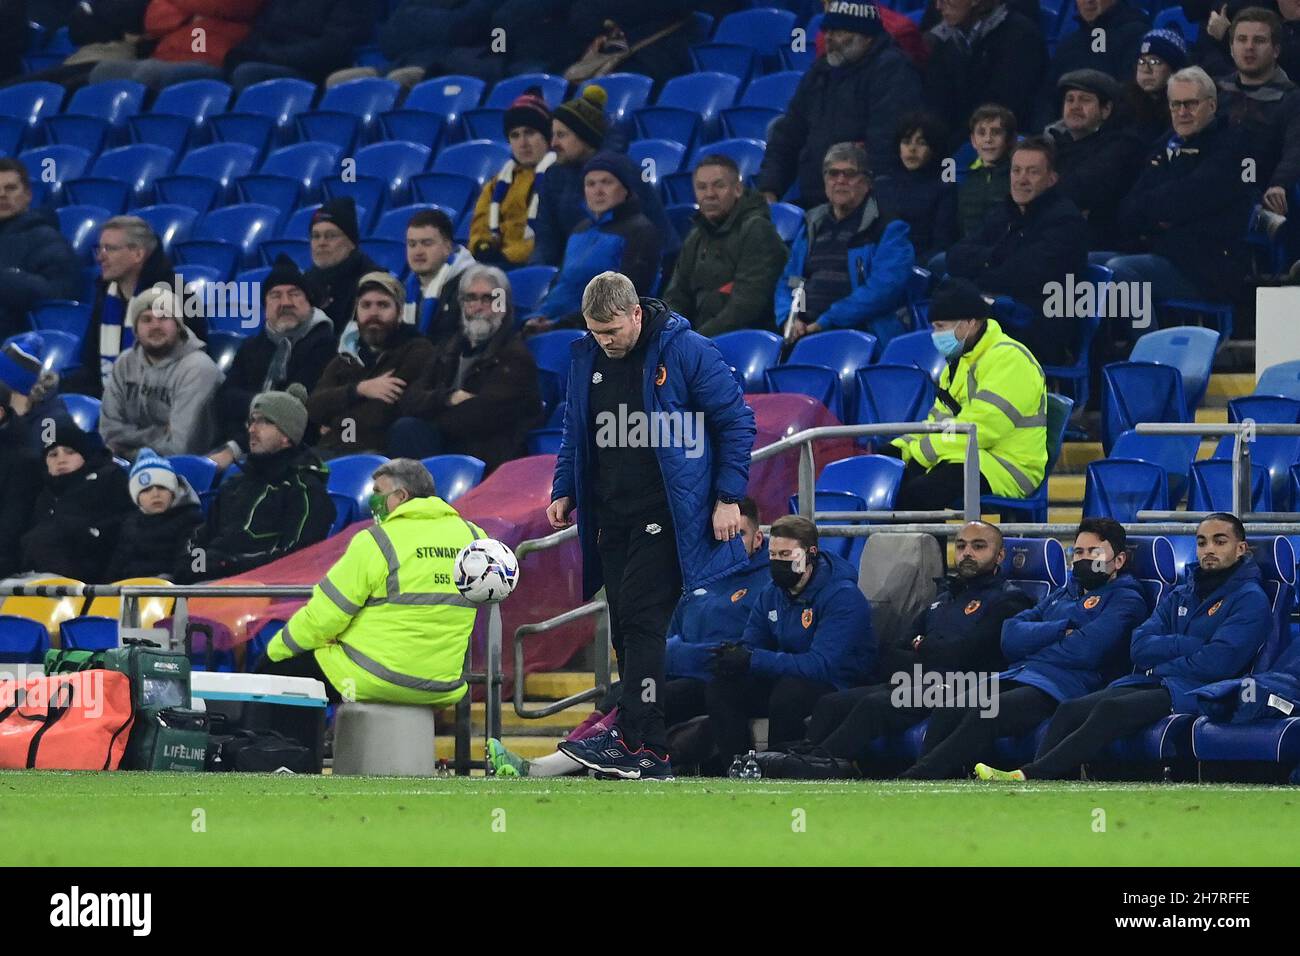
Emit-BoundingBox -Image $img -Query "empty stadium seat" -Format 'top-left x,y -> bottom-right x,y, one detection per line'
526,329 -> 586,412
321,178 -> 384,231
130,203 -> 199,255
353,140 -> 432,208
714,7 -> 799,66
1256,359 -> 1300,400
1101,361 -> 1188,455
61,393 -> 100,432
327,454 -> 389,518
0,616 -> 51,663
1190,459 -> 1273,513
205,330 -> 246,372
789,328 -> 877,411
0,115 -> 23,157
0,81 -> 64,132
690,44 -> 759,83
431,140 -> 511,187
458,107 -> 506,143
29,300 -> 91,339
127,113 -> 191,155
382,75 -> 484,144
0,577 -> 85,645
177,203 -> 279,271
852,364 -> 934,443
359,238 -> 406,276
579,74 -> 653,126
768,201 -> 803,244
150,78 -> 232,127
485,73 -> 567,110
66,143 -> 175,212
373,203 -> 441,242
168,455 -> 218,496
879,329 -> 945,382
627,138 -> 686,185
786,490 -> 866,559
296,77 -> 399,149
763,364 -> 842,419
328,491 -> 357,533
817,454 -> 907,510
259,238 -> 312,271
18,144 -> 92,205
1108,430 -> 1201,505
634,72 -> 742,148
1129,326 -> 1220,417
223,77 -> 317,138
57,204 -> 111,263
63,79 -> 146,130
153,141 -> 260,212
1000,537 -> 1067,603
665,202 -> 698,241
410,172 -> 478,220
1083,458 -> 1170,522
506,265 -> 558,315
421,454 -> 486,502
208,113 -> 274,157
43,113 -> 110,155
237,141 -> 342,210
1127,534 -> 1179,612
59,615 -> 119,651
713,328 -> 783,392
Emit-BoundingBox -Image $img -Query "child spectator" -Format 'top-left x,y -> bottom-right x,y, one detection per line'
874,112 -> 959,263
108,448 -> 204,580
957,104 -> 1015,239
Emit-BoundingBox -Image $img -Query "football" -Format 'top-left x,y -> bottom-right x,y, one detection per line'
453,538 -> 520,604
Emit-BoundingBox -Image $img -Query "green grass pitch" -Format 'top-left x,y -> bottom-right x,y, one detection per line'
2,772 -> 1298,866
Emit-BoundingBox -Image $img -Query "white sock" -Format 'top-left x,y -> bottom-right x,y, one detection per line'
528,751 -> 584,777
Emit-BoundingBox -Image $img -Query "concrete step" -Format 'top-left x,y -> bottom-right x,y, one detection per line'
1195,406 -> 1228,424
434,735 -> 563,761
1049,474 -> 1085,504
523,671 -> 594,701
465,701 -> 581,734
1048,506 -> 1083,524
1205,372 -> 1254,405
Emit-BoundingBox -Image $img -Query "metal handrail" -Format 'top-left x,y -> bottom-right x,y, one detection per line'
512,600 -> 610,718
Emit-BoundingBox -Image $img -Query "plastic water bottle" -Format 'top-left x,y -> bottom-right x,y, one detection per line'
741,750 -> 761,780
728,755 -> 745,778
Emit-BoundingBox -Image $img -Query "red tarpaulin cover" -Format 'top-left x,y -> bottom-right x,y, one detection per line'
198,394 -> 857,688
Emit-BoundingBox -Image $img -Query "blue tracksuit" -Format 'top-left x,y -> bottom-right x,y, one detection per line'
1191,637 -> 1300,723
739,550 -> 875,690
552,300 -> 756,599
1000,573 -> 1149,702
665,548 -> 771,682
1113,555 -> 1272,713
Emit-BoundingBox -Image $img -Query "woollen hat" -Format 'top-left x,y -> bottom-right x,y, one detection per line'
128,447 -> 180,502
504,86 -> 553,140
554,85 -> 609,150
823,0 -> 885,36
929,277 -> 992,323
249,382 -> 310,446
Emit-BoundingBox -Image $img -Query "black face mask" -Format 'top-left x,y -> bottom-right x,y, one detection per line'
771,553 -> 814,590
1072,559 -> 1111,592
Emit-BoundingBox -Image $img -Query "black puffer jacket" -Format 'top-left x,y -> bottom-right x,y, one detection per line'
20,451 -> 132,583
1046,119 -> 1147,248
108,501 -> 204,580
224,0 -> 373,83
757,35 -> 923,208
304,246 -> 382,344
0,207 -> 82,339
0,411 -> 42,579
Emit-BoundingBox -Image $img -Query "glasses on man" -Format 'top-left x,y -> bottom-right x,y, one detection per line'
1136,56 -> 1164,68
96,243 -> 129,254
823,166 -> 865,181
460,293 -> 496,306
1168,97 -> 1206,113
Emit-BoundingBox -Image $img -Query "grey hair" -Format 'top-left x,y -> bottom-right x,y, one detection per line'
459,263 -> 514,318
101,215 -> 158,256
373,458 -> 437,498
1168,66 -> 1217,103
822,142 -> 871,179
581,271 -> 639,322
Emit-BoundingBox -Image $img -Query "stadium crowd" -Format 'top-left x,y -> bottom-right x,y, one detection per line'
1,0 -> 1299,779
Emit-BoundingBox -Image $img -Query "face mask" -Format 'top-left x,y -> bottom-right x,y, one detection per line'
931,329 -> 964,358
368,491 -> 392,523
770,548 -> 813,590
463,315 -> 502,347
1072,558 -> 1111,591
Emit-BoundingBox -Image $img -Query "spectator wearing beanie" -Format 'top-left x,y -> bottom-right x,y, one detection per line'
108,448 -> 204,580
1035,0 -> 1152,129
1125,29 -> 1189,146
309,271 -> 435,458
303,197 -> 382,341
0,334 -> 71,456
757,0 -> 923,209
524,151 -> 663,332
0,381 -> 42,579
1045,69 -> 1146,248
183,383 -> 335,582
213,254 -> 335,462
922,0 -> 1046,149
530,84 -> 676,268
20,419 -> 132,584
100,284 -> 224,461
469,88 -> 559,267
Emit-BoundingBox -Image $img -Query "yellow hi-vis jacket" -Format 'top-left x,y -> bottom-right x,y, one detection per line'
267,495 -> 484,706
891,319 -> 1048,499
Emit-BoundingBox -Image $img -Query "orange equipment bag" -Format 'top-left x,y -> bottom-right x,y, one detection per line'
0,671 -> 135,770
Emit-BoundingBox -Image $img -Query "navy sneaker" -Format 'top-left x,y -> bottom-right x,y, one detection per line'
635,747 -> 675,781
559,727 -> 644,779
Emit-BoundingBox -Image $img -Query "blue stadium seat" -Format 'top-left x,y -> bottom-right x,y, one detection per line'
0,616 -> 52,663
1228,394 -> 1300,425
906,265 -> 932,328
378,109 -> 446,153
459,107 -> 506,143
764,200 -> 802,244
1000,536 -> 1067,604
61,393 -> 100,432
1083,458 -> 1170,522
225,77 -> 317,139
410,172 -> 479,220
327,453 -> 389,518
370,204 -> 436,242
714,7 -> 799,65
150,78 -> 232,127
294,111 -> 360,154
1190,459 -> 1273,513
693,10 -> 716,40
12,329 -> 80,373
127,113 -> 192,155
29,300 -> 91,339
352,140 -> 432,208
579,74 -> 653,126
781,11 -> 822,69
1223,396 -> 1300,510
153,141 -> 260,212
785,489 -> 866,559
1108,429 -> 1201,505
1127,534 -> 1179,612
60,616 -> 118,651
980,393 -> 1074,522
66,143 -> 175,212
319,179 -> 383,232
168,455 -> 218,495
739,70 -> 803,111
19,144 -> 92,205
789,328 -> 877,411
526,428 -> 563,455
1129,326 -> 1220,418
0,115 -> 24,156
506,265 -> 557,315
63,79 -> 146,130
178,203 -> 279,271
852,364 -> 934,448
817,454 -> 907,510
1256,359 -> 1300,400
665,203 -> 698,241
485,73 -> 567,110
690,43 -> 759,83
204,331 -> 246,373
384,75 -> 484,143
713,329 -> 783,393
0,81 -> 64,133
689,137 -> 766,180
628,138 -> 686,185
238,141 -> 342,209
719,105 -> 779,141
301,76 -> 399,144
259,238 -> 312,271
635,72 -> 742,148
526,329 -> 586,412
431,140 -> 511,187
57,204 -> 111,263
359,238 -> 406,276
879,329 -> 945,382
421,454 -> 486,502
1040,262 -> 1111,408
43,114 -> 109,155
207,111 -> 275,159
327,492 -> 356,534
1101,361 -> 1188,455
763,364 -> 843,419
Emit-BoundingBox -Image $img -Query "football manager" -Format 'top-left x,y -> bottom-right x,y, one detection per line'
547,270 -> 756,780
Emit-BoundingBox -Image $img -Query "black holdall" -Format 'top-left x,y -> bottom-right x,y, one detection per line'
205,727 -> 315,774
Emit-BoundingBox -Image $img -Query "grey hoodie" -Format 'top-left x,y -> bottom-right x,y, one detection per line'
100,331 -> 225,460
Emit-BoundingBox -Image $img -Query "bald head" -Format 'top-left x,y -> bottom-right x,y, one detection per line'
954,521 -> 1005,578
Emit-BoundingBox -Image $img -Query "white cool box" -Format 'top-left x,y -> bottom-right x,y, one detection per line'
191,672 -> 330,770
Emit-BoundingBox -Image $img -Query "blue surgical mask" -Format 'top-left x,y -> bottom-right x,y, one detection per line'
931,329 -> 964,358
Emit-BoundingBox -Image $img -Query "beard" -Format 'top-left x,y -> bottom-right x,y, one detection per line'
359,322 -> 393,347
140,338 -> 176,360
